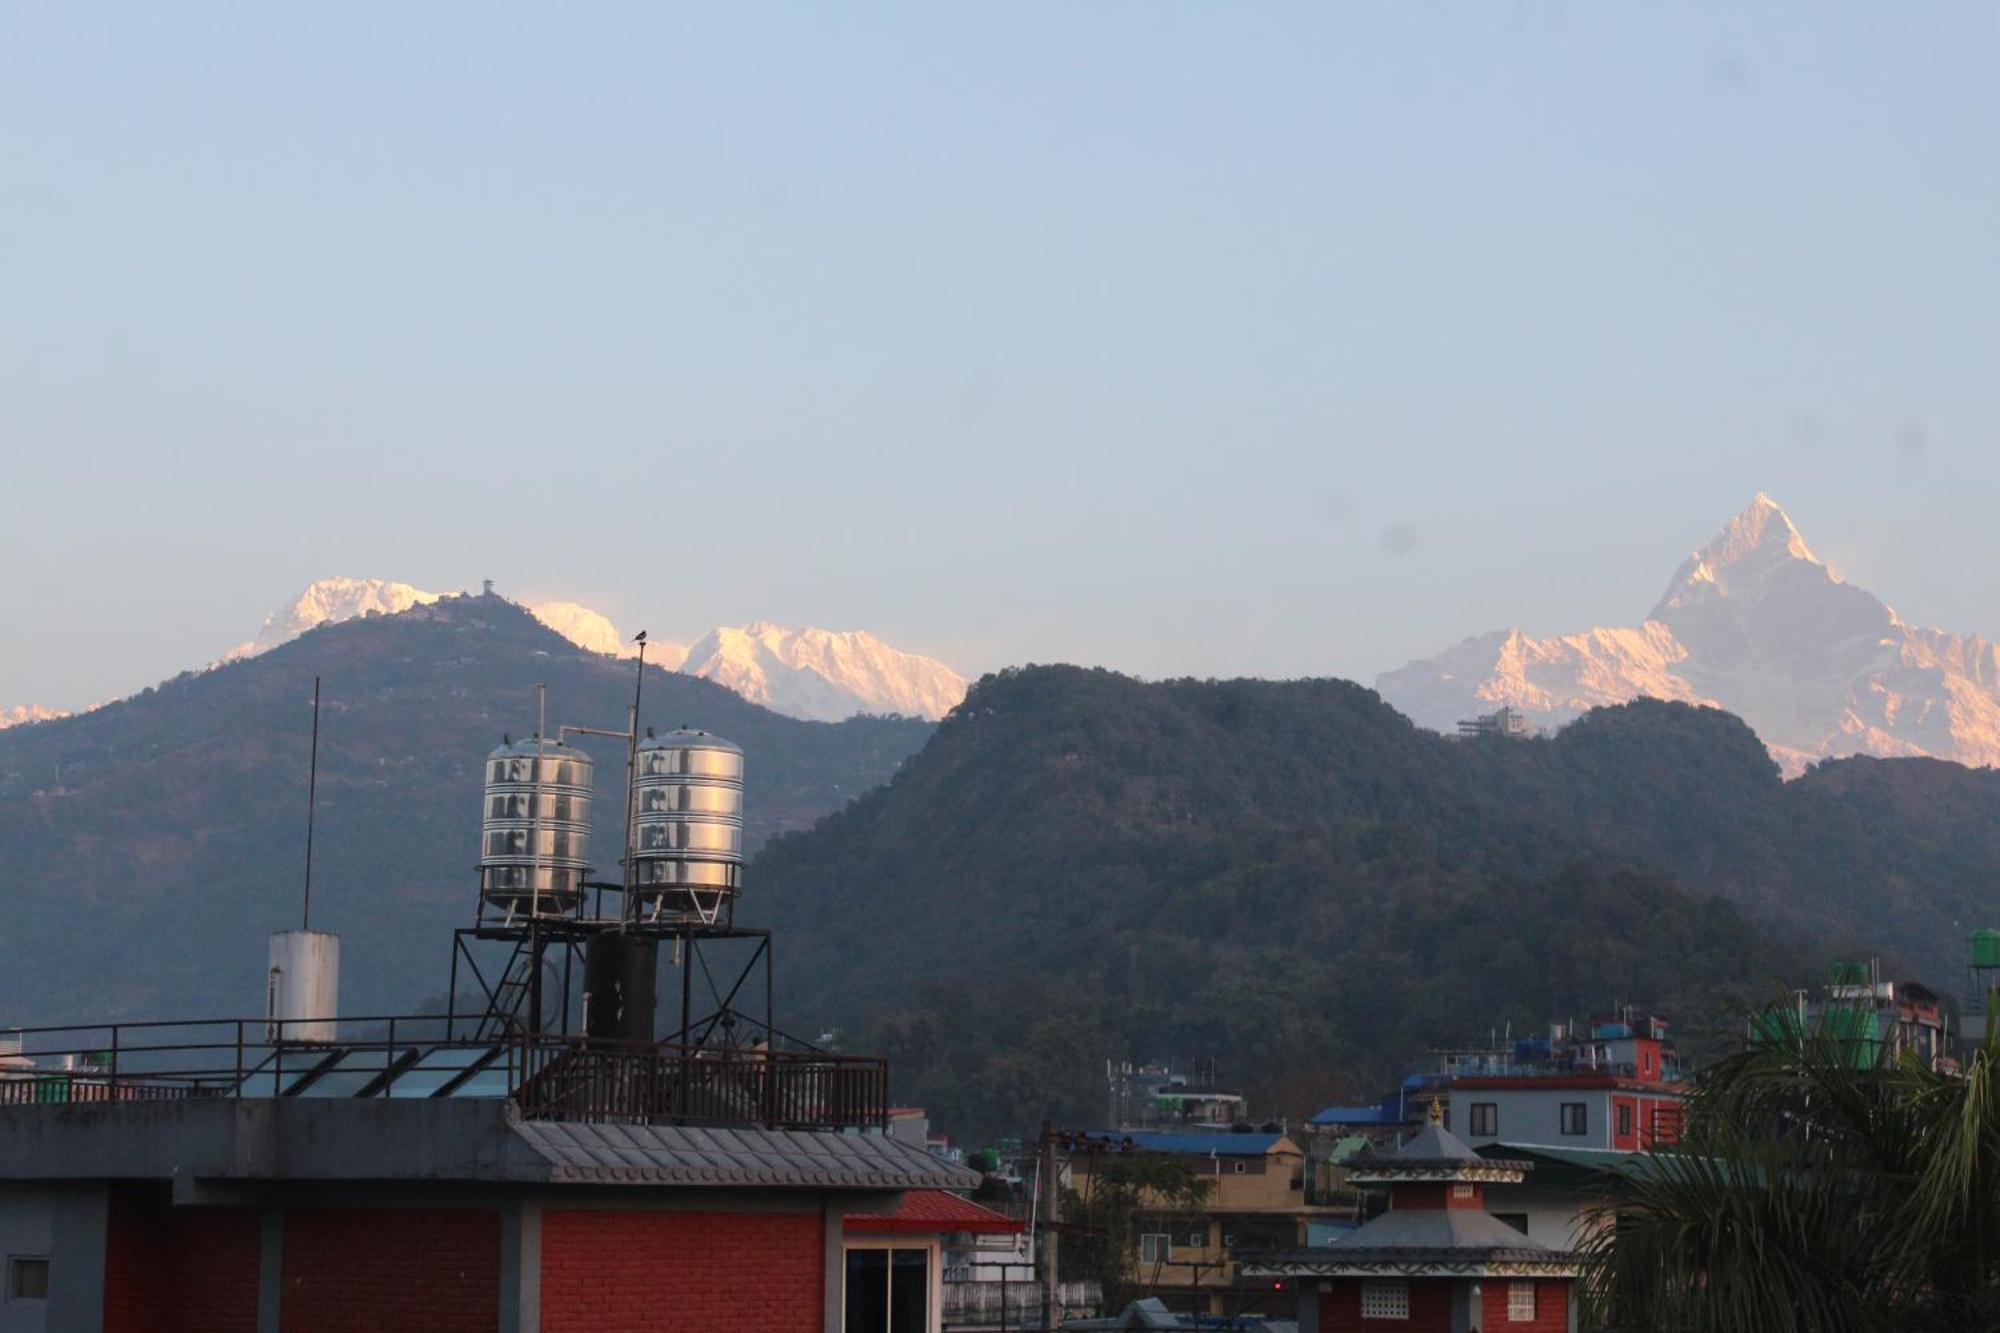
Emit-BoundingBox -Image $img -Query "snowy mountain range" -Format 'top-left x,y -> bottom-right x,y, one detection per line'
1377,494 -> 2000,775
218,579 -> 968,722
0,704 -> 66,733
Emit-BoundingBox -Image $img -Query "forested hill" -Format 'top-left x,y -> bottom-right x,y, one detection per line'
751,666 -> 1999,1141
0,594 -> 932,1023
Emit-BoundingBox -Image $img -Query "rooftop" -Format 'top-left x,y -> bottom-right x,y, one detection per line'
0,1013 -> 891,1135
0,1096 -> 978,1193
1075,1130 -> 1289,1157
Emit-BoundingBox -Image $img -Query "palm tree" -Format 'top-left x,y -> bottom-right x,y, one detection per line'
1581,1009 -> 2000,1332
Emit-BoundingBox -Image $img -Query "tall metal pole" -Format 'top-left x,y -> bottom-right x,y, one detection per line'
1039,1122 -> 1061,1332
302,676 -> 321,931
623,634 -> 647,913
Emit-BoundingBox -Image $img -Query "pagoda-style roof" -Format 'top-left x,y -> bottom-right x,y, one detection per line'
1346,1121 -> 1531,1184
1239,1206 -> 1580,1279
1238,1115 -> 1579,1280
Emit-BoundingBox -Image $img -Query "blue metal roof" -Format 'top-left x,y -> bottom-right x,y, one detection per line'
1309,1105 -> 1400,1126
1099,1130 -> 1284,1156
1309,1092 -> 1410,1127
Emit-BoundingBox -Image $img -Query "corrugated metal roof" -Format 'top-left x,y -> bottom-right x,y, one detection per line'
845,1189 -> 1022,1234
509,1117 -> 981,1190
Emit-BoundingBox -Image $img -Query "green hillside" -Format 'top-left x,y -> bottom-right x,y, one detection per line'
0,594 -> 931,1024
752,668 -> 1828,1140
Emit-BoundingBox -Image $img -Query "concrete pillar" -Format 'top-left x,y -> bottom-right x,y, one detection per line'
257,1208 -> 284,1333
499,1198 -> 541,1333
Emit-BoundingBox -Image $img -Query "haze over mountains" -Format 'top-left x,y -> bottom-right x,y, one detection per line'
212,577 -> 970,723
1378,495 -> 2000,775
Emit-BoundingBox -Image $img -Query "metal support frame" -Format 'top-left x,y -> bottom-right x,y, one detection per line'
445,920 -> 782,1052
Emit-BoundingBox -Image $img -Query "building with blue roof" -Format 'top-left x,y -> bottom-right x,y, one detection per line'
1064,1127 -> 1350,1322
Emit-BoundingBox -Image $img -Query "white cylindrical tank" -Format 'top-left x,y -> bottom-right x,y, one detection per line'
267,929 -> 340,1043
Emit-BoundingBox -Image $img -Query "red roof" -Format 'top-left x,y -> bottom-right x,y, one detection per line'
845,1190 -> 1023,1235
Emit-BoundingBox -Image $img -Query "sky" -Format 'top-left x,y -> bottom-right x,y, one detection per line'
3,4 -> 1997,712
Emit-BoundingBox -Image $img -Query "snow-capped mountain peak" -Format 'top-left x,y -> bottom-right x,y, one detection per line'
0,704 -> 67,732
218,580 -> 965,723
525,601 -> 692,665
1379,495 -> 2000,775
224,577 -> 442,661
678,623 -> 968,722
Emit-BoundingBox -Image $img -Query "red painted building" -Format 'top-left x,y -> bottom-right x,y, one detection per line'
0,1071 -> 1008,1332
1243,1111 -> 1578,1333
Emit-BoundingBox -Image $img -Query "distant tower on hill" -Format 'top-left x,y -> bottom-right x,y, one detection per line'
1456,705 -> 1531,740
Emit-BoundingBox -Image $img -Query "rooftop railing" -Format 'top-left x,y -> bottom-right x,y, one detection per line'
0,1015 -> 889,1132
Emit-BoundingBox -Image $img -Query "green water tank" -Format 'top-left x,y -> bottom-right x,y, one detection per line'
1829,959 -> 1867,986
1972,931 -> 2000,969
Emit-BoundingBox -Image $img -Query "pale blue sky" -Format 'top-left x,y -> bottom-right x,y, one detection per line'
3,4 -> 1996,710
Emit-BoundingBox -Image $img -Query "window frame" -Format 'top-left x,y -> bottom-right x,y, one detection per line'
1359,1277 -> 1410,1320
840,1238 -> 941,1333
1139,1232 -> 1171,1266
7,1256 -> 49,1302
1617,1101 -> 1634,1138
1508,1279 -> 1537,1322
1559,1101 -> 1589,1137
1468,1102 -> 1499,1137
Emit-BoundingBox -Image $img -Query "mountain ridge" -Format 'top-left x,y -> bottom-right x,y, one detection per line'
217,578 -> 968,722
0,594 -> 934,1023
1378,495 -> 2000,774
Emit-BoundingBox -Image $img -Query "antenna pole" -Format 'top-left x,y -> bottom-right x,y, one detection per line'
622,634 -> 648,913
302,676 -> 321,931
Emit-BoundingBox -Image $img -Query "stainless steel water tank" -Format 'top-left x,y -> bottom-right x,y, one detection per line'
630,729 -> 743,913
478,737 -> 593,914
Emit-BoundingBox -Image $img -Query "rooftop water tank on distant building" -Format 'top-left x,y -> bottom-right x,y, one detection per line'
630,729 -> 743,917
478,737 -> 593,915
267,929 -> 340,1044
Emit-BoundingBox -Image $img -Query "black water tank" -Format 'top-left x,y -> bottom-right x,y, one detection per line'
584,933 -> 659,1043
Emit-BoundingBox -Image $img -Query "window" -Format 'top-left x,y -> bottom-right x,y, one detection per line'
1232,1160 -> 1247,1174
1617,1102 -> 1634,1138
1560,1102 -> 1588,1136
1494,1212 -> 1530,1235
1452,1183 -> 1475,1200
1508,1281 -> 1537,1321
1468,1102 -> 1498,1136
8,1258 -> 48,1301
1139,1233 -> 1170,1265
1360,1278 -> 1409,1320
1185,1229 -> 1206,1249
843,1245 -> 930,1332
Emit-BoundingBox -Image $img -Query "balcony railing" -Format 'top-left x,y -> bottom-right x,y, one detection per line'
0,1015 -> 888,1132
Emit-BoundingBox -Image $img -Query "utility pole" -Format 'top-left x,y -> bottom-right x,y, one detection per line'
1039,1121 -> 1061,1331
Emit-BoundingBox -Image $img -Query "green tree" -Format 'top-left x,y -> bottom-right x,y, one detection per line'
1062,1150 -> 1214,1312
1583,1014 -> 2000,1332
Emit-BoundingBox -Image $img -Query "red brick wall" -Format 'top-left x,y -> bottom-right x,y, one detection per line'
1480,1277 -> 1570,1331
540,1208 -> 824,1333
281,1208 -> 500,1333
1319,1277 -> 1455,1332
103,1184 -> 261,1333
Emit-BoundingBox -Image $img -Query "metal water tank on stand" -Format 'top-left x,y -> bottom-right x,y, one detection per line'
630,729 -> 743,921
478,737 -> 594,917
